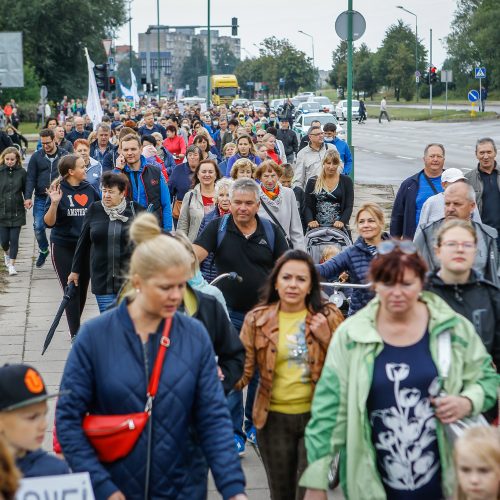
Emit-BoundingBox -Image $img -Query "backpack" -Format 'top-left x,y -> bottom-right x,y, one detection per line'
216,214 -> 275,252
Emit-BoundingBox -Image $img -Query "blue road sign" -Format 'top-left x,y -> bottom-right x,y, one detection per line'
475,67 -> 486,79
246,81 -> 254,87
468,90 -> 479,103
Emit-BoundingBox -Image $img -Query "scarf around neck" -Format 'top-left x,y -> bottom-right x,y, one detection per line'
103,197 -> 128,222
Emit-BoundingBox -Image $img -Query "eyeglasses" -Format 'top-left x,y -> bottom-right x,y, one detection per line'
440,241 -> 476,251
256,134 -> 265,137
41,141 -> 54,146
378,240 -> 417,255
309,132 -> 324,137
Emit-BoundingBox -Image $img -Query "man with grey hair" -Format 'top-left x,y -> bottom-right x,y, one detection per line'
193,177 -> 288,456
90,122 -> 113,163
391,143 -> 446,239
465,137 -> 500,250
67,116 -> 90,143
414,181 -> 499,284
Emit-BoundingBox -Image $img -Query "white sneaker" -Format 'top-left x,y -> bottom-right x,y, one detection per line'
3,254 -> 10,267
8,265 -> 17,276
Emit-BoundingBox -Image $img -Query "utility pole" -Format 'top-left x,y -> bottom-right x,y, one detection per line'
156,0 -> 161,98
128,0 -> 132,73
429,28 -> 433,116
346,0 -> 354,178
207,0 -> 211,105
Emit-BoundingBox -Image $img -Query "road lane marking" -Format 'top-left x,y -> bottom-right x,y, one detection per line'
396,155 -> 415,160
375,151 -> 383,155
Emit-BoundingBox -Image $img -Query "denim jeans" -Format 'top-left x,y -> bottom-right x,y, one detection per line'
95,294 -> 116,314
33,196 -> 49,253
227,308 -> 258,439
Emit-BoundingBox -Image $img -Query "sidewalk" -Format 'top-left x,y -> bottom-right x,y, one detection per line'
0,183 -> 395,498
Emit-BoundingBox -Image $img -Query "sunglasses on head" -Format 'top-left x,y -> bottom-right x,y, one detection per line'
377,240 -> 417,255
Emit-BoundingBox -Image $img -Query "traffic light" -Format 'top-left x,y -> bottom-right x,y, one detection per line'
108,75 -> 116,92
429,66 -> 438,84
231,17 -> 238,36
94,64 -> 108,91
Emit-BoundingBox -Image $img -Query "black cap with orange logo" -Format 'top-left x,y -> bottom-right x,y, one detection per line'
0,364 -> 63,412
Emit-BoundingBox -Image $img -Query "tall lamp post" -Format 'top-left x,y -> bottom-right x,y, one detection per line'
156,0 -> 161,97
298,30 -> 316,90
396,5 -> 418,101
128,0 -> 133,73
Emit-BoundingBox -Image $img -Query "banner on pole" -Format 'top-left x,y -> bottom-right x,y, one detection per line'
84,48 -> 103,128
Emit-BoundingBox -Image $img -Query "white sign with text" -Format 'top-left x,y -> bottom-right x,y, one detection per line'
16,473 -> 95,500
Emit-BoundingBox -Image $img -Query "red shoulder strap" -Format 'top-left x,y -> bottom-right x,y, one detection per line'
147,317 -> 172,398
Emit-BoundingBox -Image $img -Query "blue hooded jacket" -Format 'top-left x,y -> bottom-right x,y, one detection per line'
116,156 -> 172,230
56,300 -> 246,500
17,449 -> 70,478
326,137 -> 353,176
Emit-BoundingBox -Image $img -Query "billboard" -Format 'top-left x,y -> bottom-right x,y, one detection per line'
0,32 -> 24,88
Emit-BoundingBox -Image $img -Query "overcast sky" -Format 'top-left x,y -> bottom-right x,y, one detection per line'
116,0 -> 456,70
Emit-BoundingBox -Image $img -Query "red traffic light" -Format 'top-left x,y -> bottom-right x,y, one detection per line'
430,66 -> 437,73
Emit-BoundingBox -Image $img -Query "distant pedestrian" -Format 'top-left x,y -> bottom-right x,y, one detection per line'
378,96 -> 390,123
0,147 -> 26,276
358,99 -> 367,123
480,86 -> 488,112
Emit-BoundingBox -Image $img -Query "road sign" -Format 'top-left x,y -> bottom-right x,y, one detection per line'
416,76 -> 420,83
441,70 -> 453,83
468,90 -> 479,102
102,39 -> 112,57
40,85 -> 48,99
415,70 -> 421,77
246,81 -> 254,87
474,67 -> 486,79
107,56 -> 115,70
335,11 -> 366,41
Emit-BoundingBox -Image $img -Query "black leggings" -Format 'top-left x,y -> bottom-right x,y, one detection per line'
51,243 -> 90,338
0,226 -> 22,259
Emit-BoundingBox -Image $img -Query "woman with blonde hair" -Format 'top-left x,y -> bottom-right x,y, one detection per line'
454,426 -> 500,500
56,212 -> 247,500
316,202 -> 389,315
305,149 -> 353,232
230,158 -> 256,180
255,160 -> 305,250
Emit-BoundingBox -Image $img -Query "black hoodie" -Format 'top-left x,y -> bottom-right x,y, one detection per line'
16,448 -> 70,478
425,269 -> 500,370
44,179 -> 100,248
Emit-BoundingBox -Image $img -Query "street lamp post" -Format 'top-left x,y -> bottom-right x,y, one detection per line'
207,0 -> 211,104
156,0 -> 161,97
298,30 -> 316,90
128,0 -> 133,73
396,5 -> 418,102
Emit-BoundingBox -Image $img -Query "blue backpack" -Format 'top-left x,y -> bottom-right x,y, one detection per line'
216,214 -> 275,252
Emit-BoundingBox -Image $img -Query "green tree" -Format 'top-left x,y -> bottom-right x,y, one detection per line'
0,0 -> 126,99
179,38 -> 208,94
446,0 -> 500,90
213,42 -> 239,74
328,41 -> 348,89
353,43 -> 378,99
376,20 -> 427,101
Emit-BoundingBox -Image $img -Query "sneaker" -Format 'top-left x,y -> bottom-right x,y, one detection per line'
8,265 -> 17,276
3,254 -> 10,268
234,434 -> 246,457
35,250 -> 49,269
246,426 -> 258,446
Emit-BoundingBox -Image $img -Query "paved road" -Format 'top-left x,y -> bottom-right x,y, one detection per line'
351,118 -> 500,185
367,102 -> 500,113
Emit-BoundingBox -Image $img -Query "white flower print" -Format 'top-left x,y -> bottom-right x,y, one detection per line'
371,362 -> 439,491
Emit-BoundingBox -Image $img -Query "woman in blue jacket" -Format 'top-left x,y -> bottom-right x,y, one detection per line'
56,213 -> 247,500
316,202 -> 389,316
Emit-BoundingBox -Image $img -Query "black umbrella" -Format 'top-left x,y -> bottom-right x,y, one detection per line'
42,282 -> 76,355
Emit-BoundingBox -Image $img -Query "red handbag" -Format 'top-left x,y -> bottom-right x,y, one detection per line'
82,318 -> 172,463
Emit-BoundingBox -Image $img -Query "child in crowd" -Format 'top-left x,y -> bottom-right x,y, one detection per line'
230,158 -> 256,180
280,163 -> 308,232
0,364 -> 70,478
454,426 -> 500,500
0,147 -> 26,276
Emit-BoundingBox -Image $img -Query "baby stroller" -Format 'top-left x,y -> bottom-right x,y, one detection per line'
305,227 -> 354,313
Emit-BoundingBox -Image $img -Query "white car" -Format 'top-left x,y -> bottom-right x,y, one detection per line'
270,98 -> 285,111
308,96 -> 335,113
292,113 -> 346,141
335,99 -> 360,120
299,91 -> 316,97
294,101 -> 321,117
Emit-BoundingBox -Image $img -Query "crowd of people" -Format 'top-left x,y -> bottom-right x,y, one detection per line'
0,95 -> 499,500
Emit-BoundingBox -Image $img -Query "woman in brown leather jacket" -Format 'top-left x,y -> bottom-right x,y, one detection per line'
236,249 -> 343,500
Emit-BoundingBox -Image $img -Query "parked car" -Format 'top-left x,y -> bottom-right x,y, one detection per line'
270,98 -> 285,111
308,96 -> 335,113
299,91 -> 316,98
292,112 -> 346,141
294,101 -> 321,118
292,94 -> 310,103
231,98 -> 249,108
335,99 -> 360,120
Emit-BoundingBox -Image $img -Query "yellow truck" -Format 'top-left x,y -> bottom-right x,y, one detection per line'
211,74 -> 239,105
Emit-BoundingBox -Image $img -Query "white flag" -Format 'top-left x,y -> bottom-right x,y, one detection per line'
85,48 -> 103,127
130,69 -> 140,106
119,80 -> 133,99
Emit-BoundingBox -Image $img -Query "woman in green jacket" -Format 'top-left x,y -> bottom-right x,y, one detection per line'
0,147 -> 26,276
300,240 -> 498,500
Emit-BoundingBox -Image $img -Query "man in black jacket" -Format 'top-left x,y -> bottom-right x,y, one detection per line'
276,118 -> 298,163
24,129 -> 68,268
0,127 -> 13,155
